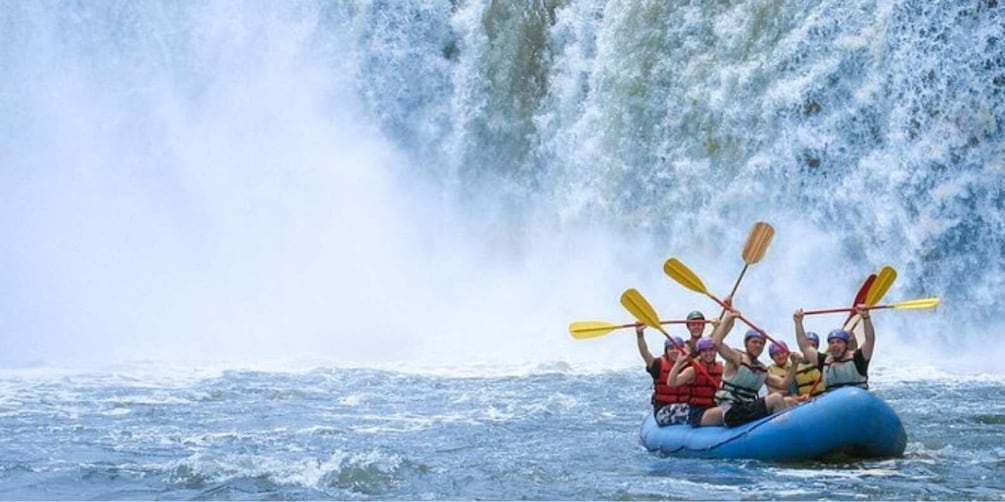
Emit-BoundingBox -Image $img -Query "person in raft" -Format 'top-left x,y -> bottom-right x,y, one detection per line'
667,337 -> 723,426
766,341 -> 798,396
703,309 -> 801,427
793,305 -> 873,391
635,325 -> 691,426
682,310 -> 708,356
793,332 -> 826,397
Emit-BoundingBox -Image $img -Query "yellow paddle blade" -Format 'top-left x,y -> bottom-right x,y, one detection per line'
845,297 -> 939,330
890,297 -> 941,310
619,289 -> 664,331
663,258 -> 709,295
866,266 -> 897,305
568,321 -> 621,339
742,221 -> 775,264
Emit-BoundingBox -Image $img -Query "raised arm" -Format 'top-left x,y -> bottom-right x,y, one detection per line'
847,319 -> 860,352
793,309 -> 818,363
635,324 -> 655,367
712,310 -> 742,367
667,353 -> 695,386
856,304 -> 875,361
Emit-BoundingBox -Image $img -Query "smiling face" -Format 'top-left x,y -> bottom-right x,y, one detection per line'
828,338 -> 847,358
664,345 -> 681,361
771,351 -> 788,366
699,346 -> 716,364
686,320 -> 705,338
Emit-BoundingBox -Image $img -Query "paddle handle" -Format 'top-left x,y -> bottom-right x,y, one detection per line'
652,328 -> 692,357
705,294 -> 786,350
650,326 -> 714,381
802,374 -> 823,399
718,264 -> 749,319
624,319 -> 714,329
658,333 -> 714,380
804,305 -> 890,315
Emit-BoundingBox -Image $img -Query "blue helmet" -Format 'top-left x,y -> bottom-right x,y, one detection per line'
768,341 -> 789,357
744,329 -> 766,342
805,331 -> 820,345
696,337 -> 715,352
827,329 -> 851,343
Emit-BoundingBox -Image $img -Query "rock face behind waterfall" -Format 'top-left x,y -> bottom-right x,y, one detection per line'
370,1 -> 1004,330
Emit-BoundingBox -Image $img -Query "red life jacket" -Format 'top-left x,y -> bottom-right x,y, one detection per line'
652,356 -> 690,406
688,361 -> 723,408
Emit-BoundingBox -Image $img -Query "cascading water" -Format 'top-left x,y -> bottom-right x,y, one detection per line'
1,1 -> 1002,373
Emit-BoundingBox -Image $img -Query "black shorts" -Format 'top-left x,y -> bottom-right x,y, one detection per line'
687,406 -> 709,426
723,398 -> 769,427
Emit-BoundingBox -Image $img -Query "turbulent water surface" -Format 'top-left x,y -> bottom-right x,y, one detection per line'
0,366 -> 1003,500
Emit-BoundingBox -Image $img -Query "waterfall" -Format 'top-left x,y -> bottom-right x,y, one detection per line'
1,1 -> 1002,372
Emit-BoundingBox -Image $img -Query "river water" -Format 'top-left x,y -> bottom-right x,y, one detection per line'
1,364 -> 1002,500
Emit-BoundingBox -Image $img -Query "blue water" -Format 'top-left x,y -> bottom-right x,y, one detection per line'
1,366 -> 1002,500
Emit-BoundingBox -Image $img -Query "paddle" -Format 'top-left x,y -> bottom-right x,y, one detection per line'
799,279 -> 914,400
845,266 -> 898,331
802,273 -> 879,399
662,257 -> 786,350
619,289 -> 682,346
569,319 -> 713,340
866,266 -> 897,305
803,297 -> 941,315
620,288 -> 712,378
718,222 -> 775,319
842,273 -> 876,327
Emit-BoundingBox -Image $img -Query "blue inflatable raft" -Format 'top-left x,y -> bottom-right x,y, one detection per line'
639,387 -> 906,461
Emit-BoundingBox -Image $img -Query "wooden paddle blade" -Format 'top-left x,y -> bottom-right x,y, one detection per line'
620,289 -> 663,330
569,321 -> 620,339
890,297 -> 941,310
866,266 -> 897,305
742,221 -> 775,264
663,258 -> 709,295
